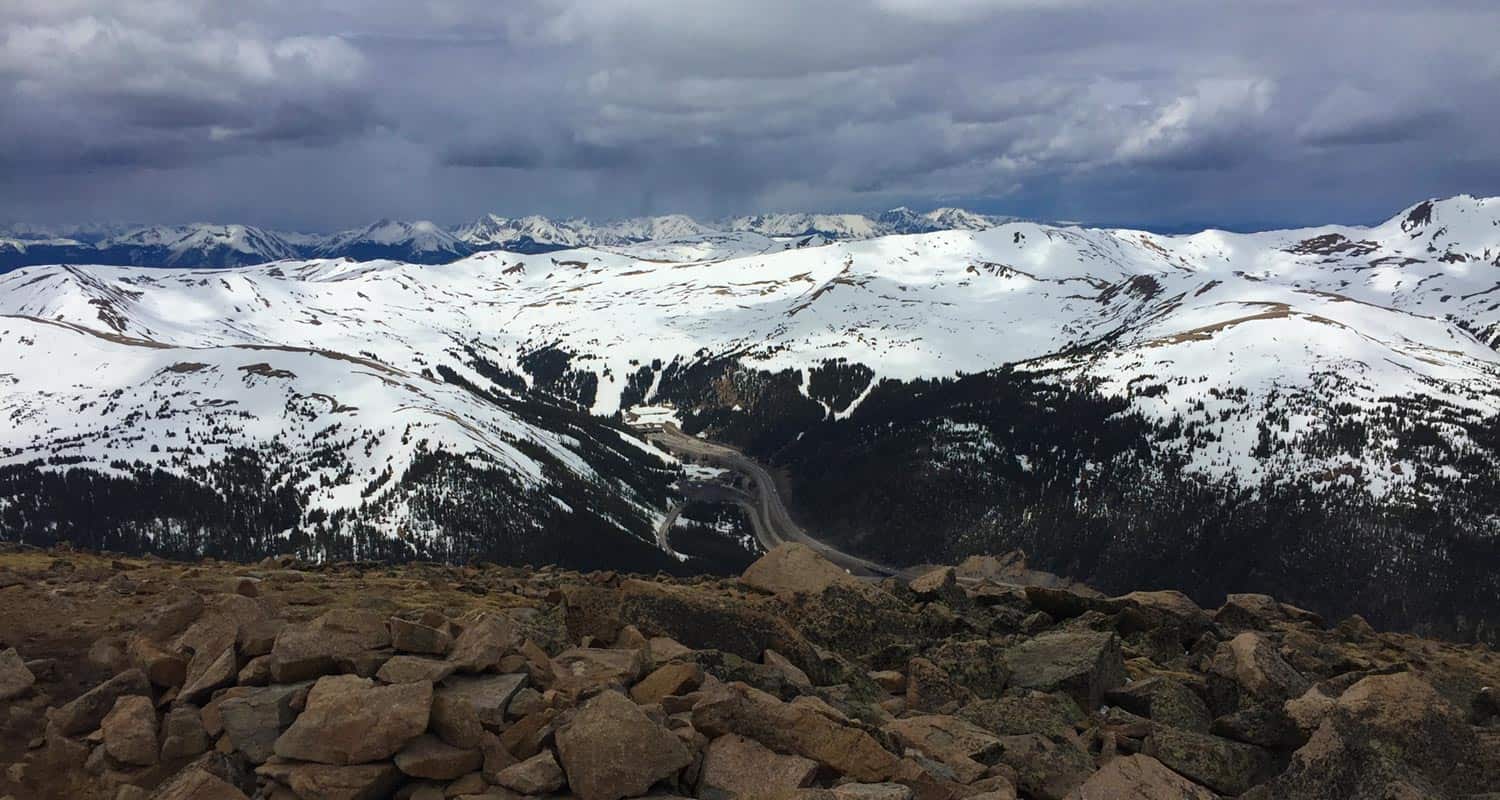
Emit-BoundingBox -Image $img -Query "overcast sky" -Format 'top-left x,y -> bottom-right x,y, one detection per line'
2,0 -> 1498,231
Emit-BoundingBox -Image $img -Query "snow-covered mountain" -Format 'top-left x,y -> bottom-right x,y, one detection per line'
0,207 -> 1013,270
3,195 -> 1499,636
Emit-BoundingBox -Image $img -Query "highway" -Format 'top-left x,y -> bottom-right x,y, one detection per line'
647,424 -> 899,578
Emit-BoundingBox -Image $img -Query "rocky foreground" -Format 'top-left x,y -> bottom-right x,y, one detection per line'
0,544 -> 1496,800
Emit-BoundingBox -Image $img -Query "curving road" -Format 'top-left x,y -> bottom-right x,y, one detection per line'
647,424 -> 898,578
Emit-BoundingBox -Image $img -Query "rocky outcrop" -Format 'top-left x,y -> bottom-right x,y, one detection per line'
0,546 -> 1496,800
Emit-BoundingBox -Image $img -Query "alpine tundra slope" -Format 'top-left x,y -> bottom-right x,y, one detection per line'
2,195 -> 1499,641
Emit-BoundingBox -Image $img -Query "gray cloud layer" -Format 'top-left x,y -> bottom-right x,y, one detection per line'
2,0 -> 1497,230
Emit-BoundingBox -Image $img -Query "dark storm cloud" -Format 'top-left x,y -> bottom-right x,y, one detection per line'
1,0 -> 1497,230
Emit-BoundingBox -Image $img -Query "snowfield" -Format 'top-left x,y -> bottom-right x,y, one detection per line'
2,195 -> 1499,536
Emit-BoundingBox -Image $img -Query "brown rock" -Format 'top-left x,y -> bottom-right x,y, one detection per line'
1143,726 -> 1274,797
1253,671 -> 1488,799
995,734 -> 1095,800
909,566 -> 960,601
698,733 -> 819,799
693,683 -> 901,782
125,635 -> 188,689
740,543 -> 861,596
885,714 -> 1000,784
479,731 -> 518,782
176,612 -> 242,704
159,704 -> 210,761
552,647 -> 647,696
377,655 -> 458,685
831,784 -> 915,800
500,708 -> 559,760
152,762 -> 251,800
270,609 -> 391,683
763,649 -> 812,689
630,661 -> 705,705
431,691 -> 484,749
0,648 -> 36,701
494,750 -> 566,795
1005,631 -> 1125,711
395,734 -> 483,780
1065,754 -> 1218,799
257,760 -> 401,800
101,695 -> 159,766
51,668 -> 152,736
392,617 -> 454,656
273,675 -> 432,764
1208,633 -> 1309,712
219,683 -> 305,764
437,673 -> 527,729
555,690 -> 693,800
446,614 -> 520,673
905,657 -> 969,714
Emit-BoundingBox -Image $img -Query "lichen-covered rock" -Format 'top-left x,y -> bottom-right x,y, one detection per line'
1005,631 -> 1125,711
1065,754 -> 1218,799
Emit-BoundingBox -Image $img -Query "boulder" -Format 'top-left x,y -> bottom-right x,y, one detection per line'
377,655 -> 458,685
552,647 -> 647,696
908,567 -> 960,602
430,691 -> 484,749
1207,633 -> 1309,712
446,614 -> 520,673
1103,677 -> 1210,733
394,734 -> 483,780
391,618 -> 453,656
693,683 -> 901,782
126,635 -> 189,689
1214,594 -> 1284,631
176,612 -> 243,703
1064,754 -> 1218,799
152,762 -> 252,800
555,690 -> 693,800
831,784 -> 915,800
256,760 -> 401,800
219,683 -> 305,763
159,705 -> 209,762
563,584 -> 626,643
620,579 -> 827,684
958,692 -> 1084,740
494,750 -> 566,795
905,657 -> 969,714
763,648 -> 813,689
884,715 -> 1001,784
995,734 -> 1095,800
928,640 -> 1010,699
273,676 -> 432,764
437,673 -> 527,729
630,661 -> 705,705
51,668 -> 152,736
741,543 -> 861,596
142,590 -> 206,640
0,648 -> 36,701
1143,725 -> 1275,796
1113,591 -> 1211,637
698,733 -> 820,799
101,695 -> 159,766
1005,631 -> 1125,711
270,609 -> 391,683
1251,671 -> 1488,799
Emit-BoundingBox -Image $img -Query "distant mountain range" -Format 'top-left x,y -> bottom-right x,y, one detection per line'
0,208 -> 1013,270
5,194 -> 1500,643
